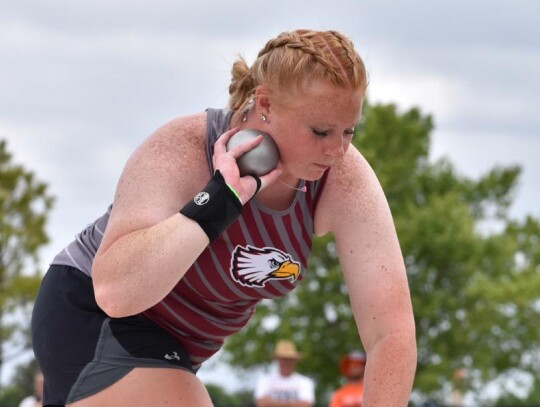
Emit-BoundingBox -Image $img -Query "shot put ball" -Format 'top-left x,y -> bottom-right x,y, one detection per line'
226,129 -> 280,176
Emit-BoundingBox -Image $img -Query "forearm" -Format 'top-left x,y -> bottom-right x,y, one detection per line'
93,166 -> 251,317
93,213 -> 208,317
361,332 -> 417,406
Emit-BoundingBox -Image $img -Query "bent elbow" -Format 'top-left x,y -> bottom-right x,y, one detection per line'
92,258 -> 131,318
93,283 -> 128,318
92,273 -> 135,318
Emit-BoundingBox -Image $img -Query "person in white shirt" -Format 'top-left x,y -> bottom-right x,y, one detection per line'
255,340 -> 315,407
18,370 -> 43,407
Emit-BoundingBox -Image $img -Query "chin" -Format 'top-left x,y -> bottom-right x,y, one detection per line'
304,174 -> 324,182
285,163 -> 329,182
307,167 -> 330,180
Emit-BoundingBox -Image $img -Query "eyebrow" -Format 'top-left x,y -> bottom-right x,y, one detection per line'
311,121 -> 360,129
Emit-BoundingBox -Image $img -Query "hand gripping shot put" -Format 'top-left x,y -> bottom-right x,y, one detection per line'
226,128 -> 280,177
180,128 -> 279,242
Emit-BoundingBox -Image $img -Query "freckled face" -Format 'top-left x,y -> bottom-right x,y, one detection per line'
267,81 -> 363,181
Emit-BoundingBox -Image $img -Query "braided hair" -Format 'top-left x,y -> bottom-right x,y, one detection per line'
228,29 -> 367,112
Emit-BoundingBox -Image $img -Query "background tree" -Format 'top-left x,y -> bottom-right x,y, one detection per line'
206,383 -> 255,407
0,140 -> 54,387
494,375 -> 540,406
0,358 -> 39,407
223,102 -> 540,406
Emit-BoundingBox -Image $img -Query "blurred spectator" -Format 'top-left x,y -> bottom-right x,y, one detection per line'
328,351 -> 366,407
449,368 -> 467,406
18,369 -> 43,407
255,340 -> 315,407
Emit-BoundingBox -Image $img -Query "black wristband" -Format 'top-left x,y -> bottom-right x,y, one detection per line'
180,170 -> 242,242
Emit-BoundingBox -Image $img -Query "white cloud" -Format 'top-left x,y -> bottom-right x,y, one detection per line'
431,129 -> 540,219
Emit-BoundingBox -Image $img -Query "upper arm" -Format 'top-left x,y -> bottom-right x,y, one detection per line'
96,113 -> 208,257
316,148 -> 415,351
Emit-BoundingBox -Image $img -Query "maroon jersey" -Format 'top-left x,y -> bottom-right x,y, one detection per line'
143,108 -> 327,368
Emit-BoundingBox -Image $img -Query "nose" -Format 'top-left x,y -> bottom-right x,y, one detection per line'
323,135 -> 346,158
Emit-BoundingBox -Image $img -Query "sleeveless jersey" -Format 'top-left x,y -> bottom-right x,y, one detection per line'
52,108 -> 327,369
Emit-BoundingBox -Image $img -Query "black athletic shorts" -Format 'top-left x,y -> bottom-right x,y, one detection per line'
32,265 -> 194,406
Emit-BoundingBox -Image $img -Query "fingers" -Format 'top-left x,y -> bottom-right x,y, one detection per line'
215,127 -> 264,159
213,127 -> 239,155
254,167 -> 282,193
212,128 -> 242,177
231,135 -> 263,158
251,175 -> 262,194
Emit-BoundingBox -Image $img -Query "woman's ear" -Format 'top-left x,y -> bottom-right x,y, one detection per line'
254,85 -> 272,116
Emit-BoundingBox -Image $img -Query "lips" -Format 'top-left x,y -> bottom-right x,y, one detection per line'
314,163 -> 330,171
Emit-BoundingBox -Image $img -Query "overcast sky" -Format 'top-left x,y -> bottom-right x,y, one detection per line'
1,0 -> 539,393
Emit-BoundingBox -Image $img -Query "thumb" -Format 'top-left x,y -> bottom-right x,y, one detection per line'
257,168 -> 283,193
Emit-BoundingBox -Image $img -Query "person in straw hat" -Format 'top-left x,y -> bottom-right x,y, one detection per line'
255,340 -> 315,407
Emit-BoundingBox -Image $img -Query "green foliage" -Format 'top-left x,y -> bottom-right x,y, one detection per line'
494,375 -> 540,406
0,385 -> 24,407
206,383 -> 255,407
0,140 -> 54,381
222,102 -> 540,405
0,359 -> 40,407
355,102 -> 432,208
11,359 -> 40,401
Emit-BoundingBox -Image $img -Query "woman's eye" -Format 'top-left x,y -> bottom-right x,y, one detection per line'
344,128 -> 355,137
312,128 -> 329,137
313,128 -> 356,137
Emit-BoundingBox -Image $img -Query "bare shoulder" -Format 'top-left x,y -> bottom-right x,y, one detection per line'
122,112 -> 210,197
129,112 -> 208,186
314,145 -> 388,236
99,112 -> 209,251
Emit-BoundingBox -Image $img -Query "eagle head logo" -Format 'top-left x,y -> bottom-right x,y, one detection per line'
230,245 -> 301,287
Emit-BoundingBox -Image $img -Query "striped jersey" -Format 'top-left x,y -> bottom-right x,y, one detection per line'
52,108 -> 327,369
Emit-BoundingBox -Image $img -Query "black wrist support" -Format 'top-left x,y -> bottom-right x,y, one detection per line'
180,170 -> 242,242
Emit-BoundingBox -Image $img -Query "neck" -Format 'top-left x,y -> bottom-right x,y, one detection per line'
279,179 -> 306,192
255,181 -> 299,211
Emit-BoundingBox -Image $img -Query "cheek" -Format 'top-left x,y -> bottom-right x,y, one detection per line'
273,128 -> 311,161
344,138 -> 353,152
278,141 -> 308,166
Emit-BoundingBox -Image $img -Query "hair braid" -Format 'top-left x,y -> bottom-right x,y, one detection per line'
328,30 -> 367,87
228,29 -> 367,112
257,31 -> 341,83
